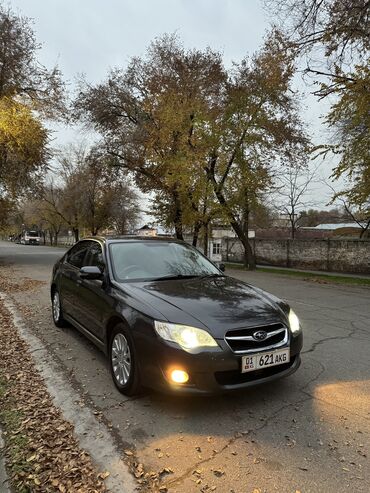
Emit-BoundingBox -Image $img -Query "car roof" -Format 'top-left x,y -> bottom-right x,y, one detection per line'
80,235 -> 182,244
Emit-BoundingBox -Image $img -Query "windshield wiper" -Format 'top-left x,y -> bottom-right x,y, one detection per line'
197,273 -> 225,280
154,273 -> 225,281
154,274 -> 199,281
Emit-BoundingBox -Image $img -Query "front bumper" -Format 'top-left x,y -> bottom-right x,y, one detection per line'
136,331 -> 303,395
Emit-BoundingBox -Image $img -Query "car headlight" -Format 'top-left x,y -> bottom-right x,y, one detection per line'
288,309 -> 301,334
154,321 -> 218,350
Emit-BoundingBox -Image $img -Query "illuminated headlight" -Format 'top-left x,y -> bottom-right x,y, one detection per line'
288,309 -> 301,334
154,321 -> 218,350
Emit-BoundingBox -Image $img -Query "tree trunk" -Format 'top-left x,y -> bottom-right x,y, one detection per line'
55,232 -> 58,246
192,222 -> 201,247
203,222 -> 209,256
73,212 -> 79,242
173,189 -> 184,240
49,230 -> 53,246
174,222 -> 184,240
210,179 -> 256,269
242,237 -> 255,269
291,218 -> 296,239
360,221 -> 370,238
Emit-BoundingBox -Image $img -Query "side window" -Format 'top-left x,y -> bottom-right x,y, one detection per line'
65,242 -> 90,269
86,242 -> 105,271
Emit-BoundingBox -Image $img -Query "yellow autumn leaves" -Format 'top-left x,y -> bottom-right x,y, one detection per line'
0,97 -> 48,193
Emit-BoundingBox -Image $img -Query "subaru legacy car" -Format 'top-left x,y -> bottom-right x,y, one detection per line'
51,237 -> 302,395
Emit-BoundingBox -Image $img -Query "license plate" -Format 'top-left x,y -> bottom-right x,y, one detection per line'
241,348 -> 290,373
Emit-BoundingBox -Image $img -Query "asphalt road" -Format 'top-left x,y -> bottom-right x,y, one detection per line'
1,241 -> 369,493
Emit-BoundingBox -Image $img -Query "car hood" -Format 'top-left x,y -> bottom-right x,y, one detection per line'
124,275 -> 289,338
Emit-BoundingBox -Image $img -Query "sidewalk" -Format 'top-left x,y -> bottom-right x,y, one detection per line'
257,264 -> 370,279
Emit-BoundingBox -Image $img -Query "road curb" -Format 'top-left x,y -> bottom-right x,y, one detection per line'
0,292 -> 137,493
0,429 -> 11,493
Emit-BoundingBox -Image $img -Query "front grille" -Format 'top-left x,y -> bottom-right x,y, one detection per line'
215,357 -> 295,386
225,322 -> 288,353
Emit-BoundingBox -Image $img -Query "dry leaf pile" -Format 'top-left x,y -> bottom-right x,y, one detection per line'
0,271 -> 45,294
0,296 -> 108,493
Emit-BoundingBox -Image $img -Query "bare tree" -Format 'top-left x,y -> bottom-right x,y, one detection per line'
109,183 -> 140,234
0,4 -> 65,115
325,181 -> 370,238
274,162 -> 319,238
265,0 -> 370,70
37,144 -> 140,240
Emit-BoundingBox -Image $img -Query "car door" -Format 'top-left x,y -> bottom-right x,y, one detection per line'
74,240 -> 112,341
59,241 -> 91,322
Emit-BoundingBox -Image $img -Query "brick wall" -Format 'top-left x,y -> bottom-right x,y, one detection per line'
222,238 -> 370,274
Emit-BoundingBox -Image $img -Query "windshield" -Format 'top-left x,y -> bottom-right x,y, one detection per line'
109,241 -> 221,281
26,231 -> 39,237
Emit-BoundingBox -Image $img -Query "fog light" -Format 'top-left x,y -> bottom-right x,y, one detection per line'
170,369 -> 189,384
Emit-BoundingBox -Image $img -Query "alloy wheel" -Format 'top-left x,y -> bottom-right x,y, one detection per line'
111,333 -> 132,385
52,291 -> 60,322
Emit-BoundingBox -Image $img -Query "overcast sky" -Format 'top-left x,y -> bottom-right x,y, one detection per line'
12,0 -> 267,81
10,0 -> 340,210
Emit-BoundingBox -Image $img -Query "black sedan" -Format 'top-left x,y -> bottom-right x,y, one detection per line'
51,236 -> 303,395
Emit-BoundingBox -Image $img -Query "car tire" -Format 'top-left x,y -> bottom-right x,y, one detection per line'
52,289 -> 68,328
109,323 -> 141,396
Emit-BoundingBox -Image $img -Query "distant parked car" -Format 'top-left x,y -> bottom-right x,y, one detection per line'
50,236 -> 303,395
21,230 -> 41,245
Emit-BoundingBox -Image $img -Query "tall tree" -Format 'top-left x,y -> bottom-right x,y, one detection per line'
76,32 -> 308,268
266,0 -> 370,233
0,3 -> 64,115
265,0 -> 369,67
274,162 -> 318,238
75,34 -> 225,241
39,144 -> 140,240
203,30 -> 309,267
326,62 -> 370,220
0,97 -> 48,194
32,185 -> 67,244
0,3 -> 64,209
0,195 -> 14,231
108,182 -> 140,234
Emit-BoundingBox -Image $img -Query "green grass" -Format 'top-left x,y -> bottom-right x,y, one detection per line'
225,263 -> 370,286
0,377 -> 32,491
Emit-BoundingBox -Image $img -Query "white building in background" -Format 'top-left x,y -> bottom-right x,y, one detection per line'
135,224 -> 174,237
308,222 -> 365,230
208,225 -> 255,262
135,224 -> 157,236
135,223 -> 258,263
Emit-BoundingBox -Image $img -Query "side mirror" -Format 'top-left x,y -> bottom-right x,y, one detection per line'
79,266 -> 103,280
218,263 -> 226,272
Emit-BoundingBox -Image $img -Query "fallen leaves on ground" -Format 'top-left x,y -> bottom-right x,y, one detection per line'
0,270 -> 46,293
0,268 -> 173,492
0,290 -> 108,492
